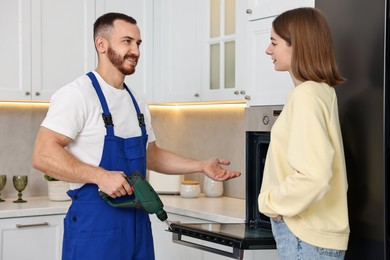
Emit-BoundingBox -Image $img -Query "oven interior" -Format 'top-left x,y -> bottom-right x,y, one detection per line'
245,131 -> 271,230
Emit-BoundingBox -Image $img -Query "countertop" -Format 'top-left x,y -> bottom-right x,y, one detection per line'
0,195 -> 246,223
162,195 -> 245,223
0,197 -> 71,219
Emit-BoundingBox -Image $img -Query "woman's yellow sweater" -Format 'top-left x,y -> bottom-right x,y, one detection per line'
258,81 -> 350,250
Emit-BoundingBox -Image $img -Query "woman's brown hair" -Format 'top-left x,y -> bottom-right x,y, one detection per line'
272,7 -> 346,86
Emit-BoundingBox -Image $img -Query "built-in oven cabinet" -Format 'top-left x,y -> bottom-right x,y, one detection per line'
0,214 -> 64,260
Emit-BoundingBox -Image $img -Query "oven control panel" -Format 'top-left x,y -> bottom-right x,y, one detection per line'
245,105 -> 283,131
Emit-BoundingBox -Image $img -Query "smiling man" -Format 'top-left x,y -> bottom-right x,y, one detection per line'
32,12 -> 240,260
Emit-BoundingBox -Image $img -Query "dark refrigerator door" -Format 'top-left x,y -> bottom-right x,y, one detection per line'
385,0 -> 390,255
316,0 -> 388,259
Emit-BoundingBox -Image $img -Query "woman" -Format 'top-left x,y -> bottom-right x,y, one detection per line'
258,7 -> 350,260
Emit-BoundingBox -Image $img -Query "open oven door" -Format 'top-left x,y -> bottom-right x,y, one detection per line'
169,222 -> 275,260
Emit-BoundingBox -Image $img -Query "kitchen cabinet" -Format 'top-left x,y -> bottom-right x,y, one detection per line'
1,0 -> 153,102
0,0 -> 96,101
201,0 -> 249,102
151,213 -> 207,260
202,248 -> 278,260
153,0 -> 205,103
244,0 -> 315,106
0,214 -> 65,260
96,0 -> 154,103
0,0 -> 31,100
246,0 -> 315,21
245,16 -> 293,106
154,0 -> 249,103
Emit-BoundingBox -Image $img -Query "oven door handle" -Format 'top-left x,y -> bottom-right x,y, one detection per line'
172,232 -> 244,260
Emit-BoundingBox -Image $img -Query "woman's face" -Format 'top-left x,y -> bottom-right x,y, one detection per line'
265,28 -> 292,72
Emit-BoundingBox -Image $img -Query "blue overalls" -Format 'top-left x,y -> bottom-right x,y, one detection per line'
62,72 -> 155,260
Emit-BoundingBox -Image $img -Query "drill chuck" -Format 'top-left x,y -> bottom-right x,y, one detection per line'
156,209 -> 168,222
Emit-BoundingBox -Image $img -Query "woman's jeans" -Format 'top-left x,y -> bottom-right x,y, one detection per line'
271,218 -> 345,260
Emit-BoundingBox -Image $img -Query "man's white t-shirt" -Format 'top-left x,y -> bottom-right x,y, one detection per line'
42,71 -> 156,189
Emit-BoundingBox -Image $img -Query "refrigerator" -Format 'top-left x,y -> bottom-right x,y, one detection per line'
316,0 -> 389,259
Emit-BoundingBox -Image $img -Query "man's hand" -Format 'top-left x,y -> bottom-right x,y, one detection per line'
96,171 -> 133,198
202,158 -> 241,181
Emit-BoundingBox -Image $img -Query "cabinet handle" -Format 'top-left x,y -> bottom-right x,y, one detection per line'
25,91 -> 31,96
194,93 -> 200,98
234,90 -> 239,95
240,90 -> 246,95
246,9 -> 253,14
244,95 -> 251,100
35,91 -> 40,96
16,222 -> 49,228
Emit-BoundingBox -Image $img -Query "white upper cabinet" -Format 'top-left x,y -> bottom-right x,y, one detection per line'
1,0 -> 315,104
245,0 -> 315,106
0,0 -> 151,102
246,0 -> 315,21
96,0 -> 154,103
153,0 -> 205,103
202,0 -> 248,102
246,17 -> 293,106
31,0 -> 96,101
0,0 -> 96,101
0,1 -> 32,100
154,0 -> 248,103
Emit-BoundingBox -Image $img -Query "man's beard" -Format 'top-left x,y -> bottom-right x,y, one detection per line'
107,46 -> 137,75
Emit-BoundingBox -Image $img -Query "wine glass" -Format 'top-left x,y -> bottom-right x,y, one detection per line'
13,175 -> 28,203
0,175 -> 6,202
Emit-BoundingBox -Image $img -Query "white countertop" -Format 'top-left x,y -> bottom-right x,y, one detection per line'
0,197 -> 71,219
161,194 -> 245,223
0,195 -> 246,223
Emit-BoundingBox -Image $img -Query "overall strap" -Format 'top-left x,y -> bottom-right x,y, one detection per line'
86,72 -> 114,136
124,84 -> 147,138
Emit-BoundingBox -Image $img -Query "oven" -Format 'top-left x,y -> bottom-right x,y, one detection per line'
169,106 -> 283,260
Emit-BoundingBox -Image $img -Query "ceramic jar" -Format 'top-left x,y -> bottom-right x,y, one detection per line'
180,180 -> 201,198
203,176 -> 223,197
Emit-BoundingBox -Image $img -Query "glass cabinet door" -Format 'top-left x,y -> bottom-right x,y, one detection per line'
209,0 -> 236,91
204,0 -> 248,102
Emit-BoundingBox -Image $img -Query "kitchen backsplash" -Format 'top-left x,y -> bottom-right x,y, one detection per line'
0,103 -> 48,199
150,104 -> 246,199
0,103 -> 246,200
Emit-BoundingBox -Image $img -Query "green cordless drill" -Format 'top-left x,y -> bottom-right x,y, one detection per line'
98,170 -> 170,228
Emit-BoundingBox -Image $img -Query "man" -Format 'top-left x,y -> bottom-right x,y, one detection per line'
32,12 -> 240,260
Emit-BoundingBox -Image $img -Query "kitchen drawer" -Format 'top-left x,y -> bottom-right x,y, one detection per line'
0,214 -> 64,260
